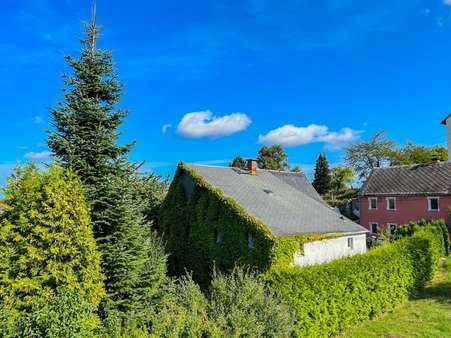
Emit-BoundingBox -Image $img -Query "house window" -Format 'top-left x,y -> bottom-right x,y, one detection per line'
347,237 -> 354,250
368,197 -> 378,210
428,197 -> 440,212
388,223 -> 397,235
214,229 -> 223,244
247,232 -> 254,250
370,223 -> 378,234
386,197 -> 396,211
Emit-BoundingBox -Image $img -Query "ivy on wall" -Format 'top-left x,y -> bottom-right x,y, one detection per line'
159,163 -> 340,285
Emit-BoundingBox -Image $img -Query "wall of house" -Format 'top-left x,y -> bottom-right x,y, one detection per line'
293,234 -> 367,267
159,168 -> 274,286
360,195 -> 451,233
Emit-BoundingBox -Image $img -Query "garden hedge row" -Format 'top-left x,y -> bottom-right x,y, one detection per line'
266,222 -> 448,337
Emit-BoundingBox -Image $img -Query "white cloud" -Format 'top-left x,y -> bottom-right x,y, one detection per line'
24,151 -> 52,160
258,124 -> 361,149
176,110 -> 251,138
444,0 -> 451,6
161,123 -> 172,133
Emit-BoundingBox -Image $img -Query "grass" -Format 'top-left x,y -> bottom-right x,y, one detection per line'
340,256 -> 451,338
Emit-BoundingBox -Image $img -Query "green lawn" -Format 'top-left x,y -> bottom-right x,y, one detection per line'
341,256 -> 451,338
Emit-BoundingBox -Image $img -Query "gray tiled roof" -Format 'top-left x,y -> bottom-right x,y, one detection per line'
360,162 -> 451,196
186,164 -> 367,237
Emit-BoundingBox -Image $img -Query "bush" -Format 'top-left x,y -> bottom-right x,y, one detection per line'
148,276 -> 209,338
266,224 -> 446,337
0,165 -> 104,315
208,267 -> 295,338
398,219 -> 449,256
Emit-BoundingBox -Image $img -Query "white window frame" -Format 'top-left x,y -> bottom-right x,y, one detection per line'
388,223 -> 398,235
369,222 -> 378,234
347,237 -> 354,250
427,197 -> 440,212
368,197 -> 378,210
247,232 -> 254,250
386,197 -> 397,211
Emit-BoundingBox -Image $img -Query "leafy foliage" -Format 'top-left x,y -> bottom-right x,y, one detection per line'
330,165 -> 354,194
266,223 -> 448,337
0,165 -> 104,335
2,287 -> 100,338
391,142 -> 448,165
160,163 -> 274,286
345,131 -> 395,180
257,145 -> 288,170
229,156 -> 247,169
0,164 -> 104,310
208,267 -> 295,338
312,153 -> 331,195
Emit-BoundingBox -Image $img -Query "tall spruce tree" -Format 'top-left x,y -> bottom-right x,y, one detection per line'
47,10 -> 134,237
312,153 -> 331,195
47,8 -> 167,319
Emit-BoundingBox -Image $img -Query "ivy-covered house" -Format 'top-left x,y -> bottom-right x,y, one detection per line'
160,160 -> 368,284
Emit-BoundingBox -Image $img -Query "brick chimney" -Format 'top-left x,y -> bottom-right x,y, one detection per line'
247,159 -> 257,176
442,114 -> 451,162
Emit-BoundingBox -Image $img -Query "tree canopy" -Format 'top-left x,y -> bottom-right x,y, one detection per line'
230,156 -> 247,169
257,145 -> 288,171
344,131 -> 396,180
345,131 -> 448,180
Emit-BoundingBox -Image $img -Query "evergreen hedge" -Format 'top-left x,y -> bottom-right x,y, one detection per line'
266,223 -> 448,337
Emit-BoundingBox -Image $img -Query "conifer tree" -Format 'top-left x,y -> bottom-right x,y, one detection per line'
312,153 -> 331,195
46,10 -> 167,319
100,175 -> 167,318
47,14 -> 135,237
0,165 -> 104,318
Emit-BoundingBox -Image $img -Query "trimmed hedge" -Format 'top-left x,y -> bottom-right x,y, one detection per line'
266,223 -> 447,337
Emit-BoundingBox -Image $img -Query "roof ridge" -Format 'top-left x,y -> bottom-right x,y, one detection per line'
188,163 -> 308,176
374,162 -> 451,170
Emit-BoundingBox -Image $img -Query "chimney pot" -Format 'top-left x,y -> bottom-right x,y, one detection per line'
247,159 -> 257,176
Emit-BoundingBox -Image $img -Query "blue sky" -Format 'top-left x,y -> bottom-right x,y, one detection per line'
1,0 -> 451,184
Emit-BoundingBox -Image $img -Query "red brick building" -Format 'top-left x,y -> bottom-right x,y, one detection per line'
359,115 -> 451,234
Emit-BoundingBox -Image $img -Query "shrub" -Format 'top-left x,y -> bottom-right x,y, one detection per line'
148,276 -> 209,338
0,165 -> 104,314
10,287 -> 99,338
208,267 -> 295,338
266,225 -> 445,337
398,219 -> 449,256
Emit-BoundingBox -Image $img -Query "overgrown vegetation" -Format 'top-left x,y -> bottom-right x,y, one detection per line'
266,221 -> 449,337
0,165 -> 104,336
340,255 -> 451,338
1,9 -> 450,338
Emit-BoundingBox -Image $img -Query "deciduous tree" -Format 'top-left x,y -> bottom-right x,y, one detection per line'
257,145 -> 288,171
